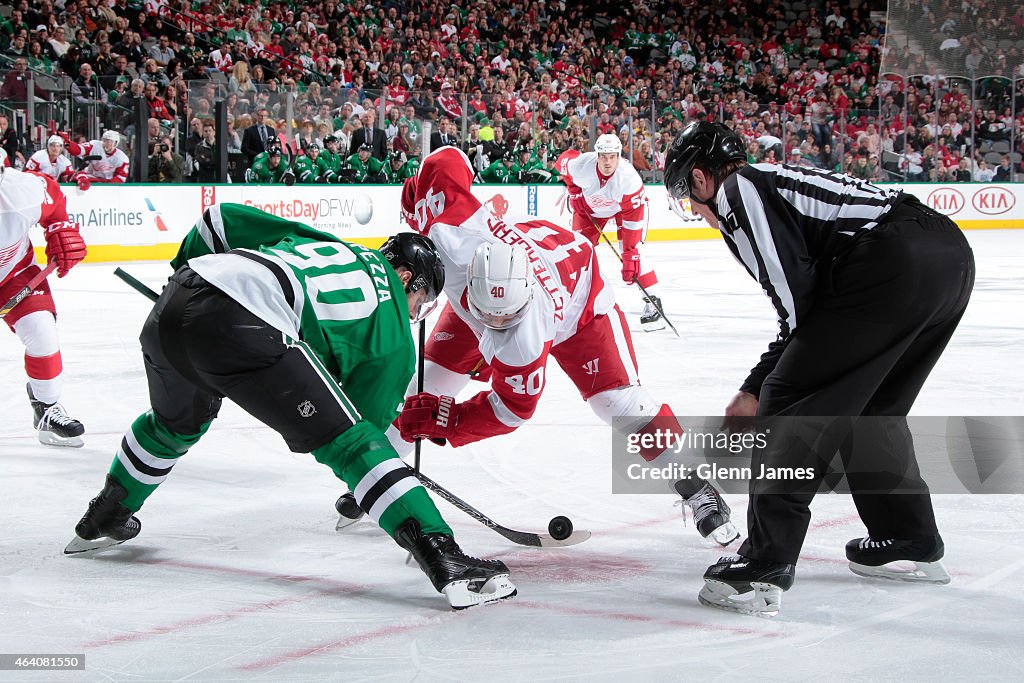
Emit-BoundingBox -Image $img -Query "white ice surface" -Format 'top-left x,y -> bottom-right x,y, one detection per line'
1,231 -> 1022,681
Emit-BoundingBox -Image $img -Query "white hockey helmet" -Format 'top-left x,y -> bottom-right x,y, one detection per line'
594,133 -> 622,155
47,134 -> 64,151
466,242 -> 535,331
101,129 -> 120,150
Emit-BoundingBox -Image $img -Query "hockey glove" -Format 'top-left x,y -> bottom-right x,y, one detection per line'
621,247 -> 641,284
44,221 -> 87,278
76,175 -> 91,191
567,187 -> 590,215
398,393 -> 458,444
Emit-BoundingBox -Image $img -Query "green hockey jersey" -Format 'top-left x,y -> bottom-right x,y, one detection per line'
380,157 -> 420,183
316,150 -> 345,182
245,151 -> 289,183
171,203 -> 414,431
479,160 -> 515,183
346,153 -> 385,182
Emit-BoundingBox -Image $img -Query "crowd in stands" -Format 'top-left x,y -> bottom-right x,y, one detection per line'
0,0 -> 1021,184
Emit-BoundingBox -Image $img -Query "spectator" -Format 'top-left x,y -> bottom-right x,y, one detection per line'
148,135 -> 184,182
148,34 -> 174,68
71,62 -> 105,103
994,155 -> 1014,182
0,114 -> 23,165
143,80 -> 173,122
0,56 -> 49,101
191,122 -> 218,183
974,159 -> 996,182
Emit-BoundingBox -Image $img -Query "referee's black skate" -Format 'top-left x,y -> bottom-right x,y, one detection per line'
640,295 -> 666,332
28,383 -> 85,448
699,555 -> 796,617
673,478 -> 740,546
846,535 -> 950,584
395,518 -> 516,610
64,475 -> 141,555
334,491 -> 366,530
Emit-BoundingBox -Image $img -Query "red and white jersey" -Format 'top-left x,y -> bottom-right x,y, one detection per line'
0,168 -> 71,285
75,141 -> 130,182
557,150 -> 649,239
437,92 -> 463,120
25,150 -> 74,182
406,146 -> 615,438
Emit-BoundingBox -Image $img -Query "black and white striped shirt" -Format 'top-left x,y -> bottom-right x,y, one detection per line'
715,163 -> 904,396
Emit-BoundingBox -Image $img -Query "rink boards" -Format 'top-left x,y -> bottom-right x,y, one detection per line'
33,181 -> 1024,262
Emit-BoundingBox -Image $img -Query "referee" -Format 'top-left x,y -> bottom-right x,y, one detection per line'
664,121 -> 975,616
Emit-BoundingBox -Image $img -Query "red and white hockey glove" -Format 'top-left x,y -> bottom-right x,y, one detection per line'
44,221 -> 87,278
621,247 -> 640,283
398,393 -> 458,444
76,174 -> 91,191
567,187 -> 590,216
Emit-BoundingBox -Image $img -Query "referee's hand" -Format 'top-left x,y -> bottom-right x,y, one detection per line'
721,391 -> 758,433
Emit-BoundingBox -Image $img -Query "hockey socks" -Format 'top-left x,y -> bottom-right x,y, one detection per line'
312,422 -> 452,539
108,411 -> 210,511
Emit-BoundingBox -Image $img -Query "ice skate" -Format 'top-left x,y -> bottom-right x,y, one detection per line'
28,383 -> 85,448
640,295 -> 666,332
674,479 -> 740,546
334,491 -> 366,530
699,555 -> 795,617
395,519 -> 516,610
845,535 -> 950,584
64,475 -> 141,554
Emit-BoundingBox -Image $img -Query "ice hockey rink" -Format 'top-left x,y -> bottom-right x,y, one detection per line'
1,230 -> 1022,681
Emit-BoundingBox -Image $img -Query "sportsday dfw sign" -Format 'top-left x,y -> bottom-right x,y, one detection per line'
35,182 -> 1024,262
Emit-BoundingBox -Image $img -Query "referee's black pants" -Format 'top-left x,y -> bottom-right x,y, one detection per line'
739,198 -> 976,565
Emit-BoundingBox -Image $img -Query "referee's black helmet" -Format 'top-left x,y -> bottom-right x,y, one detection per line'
664,121 -> 746,200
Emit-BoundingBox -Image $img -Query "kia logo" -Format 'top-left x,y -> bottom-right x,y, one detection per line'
972,187 -> 1015,215
926,188 -> 965,215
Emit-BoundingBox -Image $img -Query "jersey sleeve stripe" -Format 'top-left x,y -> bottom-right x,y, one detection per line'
487,391 -> 528,427
230,249 -> 296,309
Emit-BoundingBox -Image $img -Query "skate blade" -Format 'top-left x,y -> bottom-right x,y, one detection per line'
335,513 -> 365,532
642,320 -> 667,332
38,431 -> 84,448
63,535 -> 128,555
444,574 -> 517,610
698,579 -> 783,618
706,522 -> 741,547
849,560 -> 951,585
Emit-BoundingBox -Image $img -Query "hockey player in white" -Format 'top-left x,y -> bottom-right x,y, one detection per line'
333,146 -> 738,546
25,135 -> 75,182
0,149 -> 88,446
558,134 -> 665,331
59,129 -> 130,190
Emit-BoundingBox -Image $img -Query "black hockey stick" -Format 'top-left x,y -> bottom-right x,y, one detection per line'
412,468 -> 590,548
0,262 -> 58,318
405,319 -> 426,565
113,267 -> 160,301
597,229 -> 680,338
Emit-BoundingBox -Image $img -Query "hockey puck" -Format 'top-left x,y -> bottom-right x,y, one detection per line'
547,516 -> 573,541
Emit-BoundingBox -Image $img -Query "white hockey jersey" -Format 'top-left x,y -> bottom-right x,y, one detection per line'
0,168 -> 72,285
25,150 -> 74,182
71,140 -> 130,182
404,146 -> 615,441
557,149 -> 649,236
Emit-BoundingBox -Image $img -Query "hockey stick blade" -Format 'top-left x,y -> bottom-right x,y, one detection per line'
113,268 -> 160,301
63,535 -> 129,555
0,262 -> 59,318
412,469 -> 591,548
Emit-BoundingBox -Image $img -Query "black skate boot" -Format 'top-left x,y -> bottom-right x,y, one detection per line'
334,491 -> 365,531
640,295 -> 666,332
845,535 -> 950,584
699,555 -> 796,617
28,383 -> 85,448
395,518 -> 516,609
64,475 -> 141,555
674,478 -> 740,546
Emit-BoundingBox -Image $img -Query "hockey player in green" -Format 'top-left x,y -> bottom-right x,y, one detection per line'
244,147 -> 291,184
292,142 -> 322,183
510,146 -> 552,183
346,143 -> 385,182
380,150 -> 419,183
479,149 -> 517,183
316,135 -> 345,183
65,203 -> 517,610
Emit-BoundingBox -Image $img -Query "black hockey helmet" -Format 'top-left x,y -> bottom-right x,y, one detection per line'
358,142 -> 372,153
389,150 -> 406,165
663,121 -> 746,202
379,233 -> 445,302
324,134 -> 339,146
502,148 -> 516,163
